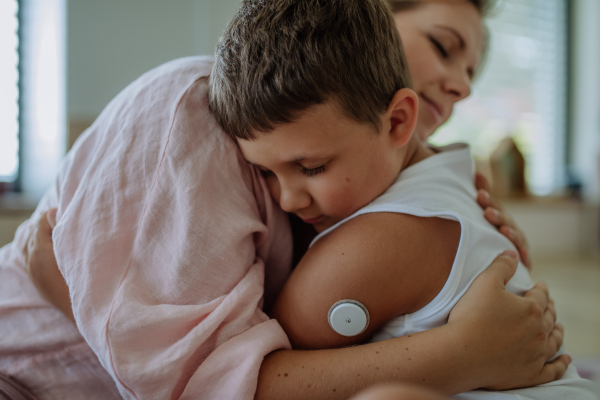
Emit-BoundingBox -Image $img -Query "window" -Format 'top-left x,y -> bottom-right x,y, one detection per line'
0,0 -> 67,199
0,0 -> 20,185
429,0 -> 569,196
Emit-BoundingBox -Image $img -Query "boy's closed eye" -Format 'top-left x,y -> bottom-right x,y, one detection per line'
257,164 -> 327,179
300,164 -> 326,177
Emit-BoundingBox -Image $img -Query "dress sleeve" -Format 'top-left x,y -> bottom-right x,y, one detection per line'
52,57 -> 293,400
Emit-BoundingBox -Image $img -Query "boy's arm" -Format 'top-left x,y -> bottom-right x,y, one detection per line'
270,212 -> 461,349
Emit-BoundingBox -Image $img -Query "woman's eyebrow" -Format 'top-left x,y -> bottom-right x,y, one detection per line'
434,25 -> 466,49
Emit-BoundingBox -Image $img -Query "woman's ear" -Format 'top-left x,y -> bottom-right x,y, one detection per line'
385,88 -> 419,148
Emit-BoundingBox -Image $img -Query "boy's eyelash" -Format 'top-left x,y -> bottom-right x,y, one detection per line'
301,165 -> 326,177
429,36 -> 449,58
258,165 -> 326,178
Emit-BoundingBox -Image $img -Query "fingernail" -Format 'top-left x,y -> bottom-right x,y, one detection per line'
491,209 -> 500,219
481,190 -> 490,202
49,209 -> 57,218
501,250 -> 518,260
567,355 -> 573,363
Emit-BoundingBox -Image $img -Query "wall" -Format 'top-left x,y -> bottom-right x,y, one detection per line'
67,0 -> 240,123
0,0 -> 242,244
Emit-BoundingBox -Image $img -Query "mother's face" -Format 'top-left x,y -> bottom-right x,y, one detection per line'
393,2 -> 485,140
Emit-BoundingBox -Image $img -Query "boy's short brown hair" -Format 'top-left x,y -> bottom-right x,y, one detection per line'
209,0 -> 412,140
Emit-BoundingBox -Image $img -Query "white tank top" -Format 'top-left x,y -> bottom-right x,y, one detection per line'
311,144 -> 596,400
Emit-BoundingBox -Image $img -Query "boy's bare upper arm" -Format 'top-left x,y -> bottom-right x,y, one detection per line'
270,212 -> 461,350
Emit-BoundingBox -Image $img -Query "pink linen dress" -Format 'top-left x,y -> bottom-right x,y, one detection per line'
0,56 -> 293,400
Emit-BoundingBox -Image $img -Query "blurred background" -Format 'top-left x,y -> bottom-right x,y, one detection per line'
0,0 -> 599,393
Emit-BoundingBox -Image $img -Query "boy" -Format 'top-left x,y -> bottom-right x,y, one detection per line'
208,0 -> 595,398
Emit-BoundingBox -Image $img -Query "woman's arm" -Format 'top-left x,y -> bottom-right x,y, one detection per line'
256,252 -> 567,400
28,210 -> 568,400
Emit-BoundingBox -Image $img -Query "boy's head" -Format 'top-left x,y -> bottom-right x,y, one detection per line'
209,0 -> 420,232
208,0 -> 412,140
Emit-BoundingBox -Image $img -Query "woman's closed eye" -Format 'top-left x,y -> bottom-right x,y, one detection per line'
429,35 -> 449,58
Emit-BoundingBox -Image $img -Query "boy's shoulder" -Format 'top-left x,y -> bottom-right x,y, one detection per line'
271,211 -> 461,350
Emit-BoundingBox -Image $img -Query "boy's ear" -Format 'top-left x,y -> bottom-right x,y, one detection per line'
385,88 -> 419,148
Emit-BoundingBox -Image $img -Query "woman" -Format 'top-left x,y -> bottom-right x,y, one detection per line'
4,0 -> 565,399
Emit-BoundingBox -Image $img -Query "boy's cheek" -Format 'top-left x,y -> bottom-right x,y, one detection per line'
321,186 -> 364,219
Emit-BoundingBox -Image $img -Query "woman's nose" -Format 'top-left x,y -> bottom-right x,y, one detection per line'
444,67 -> 471,101
278,182 -> 311,213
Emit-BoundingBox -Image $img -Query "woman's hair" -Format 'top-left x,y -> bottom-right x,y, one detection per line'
386,0 -> 496,16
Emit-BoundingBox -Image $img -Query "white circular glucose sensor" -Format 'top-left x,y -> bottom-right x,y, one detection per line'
328,300 -> 370,337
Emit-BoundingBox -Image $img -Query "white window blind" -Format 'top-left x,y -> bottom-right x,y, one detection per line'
0,0 -> 20,182
429,0 -> 568,195
18,0 -> 66,198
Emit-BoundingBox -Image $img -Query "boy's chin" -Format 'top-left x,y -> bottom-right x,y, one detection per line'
312,218 -> 337,233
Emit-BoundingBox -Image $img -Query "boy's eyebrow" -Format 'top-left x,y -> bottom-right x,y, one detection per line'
285,154 -> 332,164
434,25 -> 466,49
286,155 -> 308,163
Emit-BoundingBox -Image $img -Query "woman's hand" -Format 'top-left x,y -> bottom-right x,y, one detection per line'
24,208 -> 75,323
449,250 -> 569,391
475,173 -> 531,268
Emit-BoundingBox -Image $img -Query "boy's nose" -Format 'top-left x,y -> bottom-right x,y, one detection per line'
278,184 -> 311,213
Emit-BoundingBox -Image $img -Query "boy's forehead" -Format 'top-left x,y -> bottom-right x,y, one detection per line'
238,99 -> 382,164
239,129 -> 335,164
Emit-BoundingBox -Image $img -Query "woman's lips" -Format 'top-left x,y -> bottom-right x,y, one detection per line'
420,94 -> 444,125
301,216 -> 323,224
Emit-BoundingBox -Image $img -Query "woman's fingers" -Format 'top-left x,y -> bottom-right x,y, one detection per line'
499,226 -> 526,251
545,323 -> 565,361
477,189 -> 504,212
520,248 -> 532,270
474,172 -> 491,193
534,354 -> 571,386
543,298 -> 557,332
523,282 -> 549,311
481,200 -> 532,269
486,250 -> 520,286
